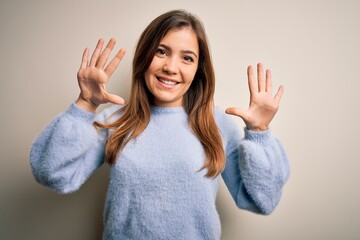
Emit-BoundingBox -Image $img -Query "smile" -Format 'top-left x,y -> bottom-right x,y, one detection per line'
157,76 -> 179,86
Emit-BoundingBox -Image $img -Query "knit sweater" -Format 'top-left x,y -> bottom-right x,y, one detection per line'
30,103 -> 290,240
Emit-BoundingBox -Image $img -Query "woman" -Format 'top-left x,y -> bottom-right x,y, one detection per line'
30,9 -> 289,240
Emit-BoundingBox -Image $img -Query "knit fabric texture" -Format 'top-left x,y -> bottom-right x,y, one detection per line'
30,103 -> 290,240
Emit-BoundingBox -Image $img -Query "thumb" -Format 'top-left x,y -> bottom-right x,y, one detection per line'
225,107 -> 247,119
106,93 -> 125,105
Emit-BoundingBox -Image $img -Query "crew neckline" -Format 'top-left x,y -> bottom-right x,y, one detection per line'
151,105 -> 186,114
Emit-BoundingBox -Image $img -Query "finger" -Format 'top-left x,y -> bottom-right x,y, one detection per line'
96,38 -> 116,69
89,39 -> 104,67
80,48 -> 89,69
225,107 -> 247,119
274,85 -> 284,104
105,93 -> 125,105
257,63 -> 265,92
247,65 -> 257,95
266,69 -> 273,94
104,48 -> 126,76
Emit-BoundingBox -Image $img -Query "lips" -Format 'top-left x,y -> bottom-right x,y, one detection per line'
156,76 -> 179,86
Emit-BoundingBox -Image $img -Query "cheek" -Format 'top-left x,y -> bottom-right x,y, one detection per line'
185,66 -> 198,83
147,56 -> 161,72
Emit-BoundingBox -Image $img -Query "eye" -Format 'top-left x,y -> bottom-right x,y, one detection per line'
183,56 -> 194,63
155,48 -> 167,56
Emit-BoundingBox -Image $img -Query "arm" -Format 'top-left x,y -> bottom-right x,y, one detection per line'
221,126 -> 290,215
30,103 -> 120,194
30,39 -> 125,193
222,63 -> 289,214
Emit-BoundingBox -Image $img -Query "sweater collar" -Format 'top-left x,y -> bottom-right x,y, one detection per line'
151,105 -> 186,114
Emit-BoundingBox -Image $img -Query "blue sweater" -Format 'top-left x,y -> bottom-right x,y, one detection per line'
30,103 -> 289,240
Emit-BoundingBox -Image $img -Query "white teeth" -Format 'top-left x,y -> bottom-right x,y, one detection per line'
158,78 -> 177,85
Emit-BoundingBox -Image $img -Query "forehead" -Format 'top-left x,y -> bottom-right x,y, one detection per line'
160,27 -> 199,53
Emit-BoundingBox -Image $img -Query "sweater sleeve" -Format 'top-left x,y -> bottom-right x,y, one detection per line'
220,113 -> 290,215
30,103 -> 119,194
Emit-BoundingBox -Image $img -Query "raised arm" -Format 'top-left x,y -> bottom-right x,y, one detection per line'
30,39 -> 125,194
221,127 -> 290,215
30,104 -> 106,194
220,63 -> 289,215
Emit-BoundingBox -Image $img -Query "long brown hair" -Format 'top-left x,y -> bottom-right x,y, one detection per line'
95,9 -> 225,177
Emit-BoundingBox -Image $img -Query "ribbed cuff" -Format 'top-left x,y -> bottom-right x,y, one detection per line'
66,102 -> 96,123
244,128 -> 273,143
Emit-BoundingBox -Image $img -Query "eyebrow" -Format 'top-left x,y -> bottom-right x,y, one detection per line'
159,44 -> 198,58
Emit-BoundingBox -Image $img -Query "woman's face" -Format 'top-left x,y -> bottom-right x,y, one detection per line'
145,27 -> 199,107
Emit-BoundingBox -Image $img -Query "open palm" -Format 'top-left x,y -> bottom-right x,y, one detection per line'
226,63 -> 284,131
76,38 -> 126,112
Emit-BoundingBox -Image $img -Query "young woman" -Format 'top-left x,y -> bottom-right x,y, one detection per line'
30,9 -> 289,240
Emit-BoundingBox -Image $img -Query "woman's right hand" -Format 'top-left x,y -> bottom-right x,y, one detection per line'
76,38 -> 126,112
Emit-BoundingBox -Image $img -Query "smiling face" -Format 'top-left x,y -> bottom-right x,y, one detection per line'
144,27 -> 199,107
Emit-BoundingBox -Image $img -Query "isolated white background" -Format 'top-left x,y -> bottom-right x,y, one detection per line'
1,0 -> 359,239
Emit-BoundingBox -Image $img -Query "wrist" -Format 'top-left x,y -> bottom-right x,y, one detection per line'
75,95 -> 98,113
246,123 -> 269,132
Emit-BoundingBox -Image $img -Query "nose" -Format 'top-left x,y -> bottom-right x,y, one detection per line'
162,56 -> 178,75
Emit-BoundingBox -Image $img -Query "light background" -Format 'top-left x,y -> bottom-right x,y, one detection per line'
1,0 -> 359,239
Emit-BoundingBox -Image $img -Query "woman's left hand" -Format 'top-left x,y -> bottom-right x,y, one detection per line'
226,63 -> 284,131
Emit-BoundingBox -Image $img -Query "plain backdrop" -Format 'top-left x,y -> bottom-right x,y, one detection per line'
1,0 -> 359,239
